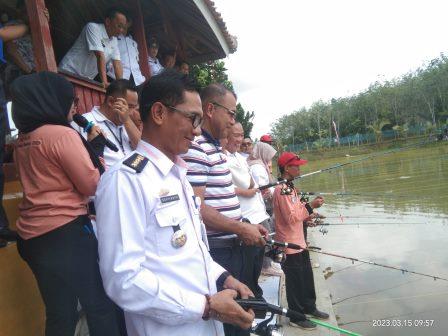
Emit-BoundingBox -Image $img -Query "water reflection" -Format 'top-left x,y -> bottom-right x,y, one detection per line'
298,144 -> 448,335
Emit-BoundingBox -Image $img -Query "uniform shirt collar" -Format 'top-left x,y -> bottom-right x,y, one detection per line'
90,106 -> 109,123
91,106 -> 121,128
201,128 -> 221,148
137,140 -> 187,177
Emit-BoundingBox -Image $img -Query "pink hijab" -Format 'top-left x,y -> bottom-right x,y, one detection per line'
247,142 -> 277,182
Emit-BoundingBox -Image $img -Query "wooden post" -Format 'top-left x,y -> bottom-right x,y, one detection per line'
25,0 -> 57,72
130,0 -> 151,79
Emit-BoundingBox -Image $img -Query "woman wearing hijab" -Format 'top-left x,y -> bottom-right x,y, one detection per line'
11,72 -> 120,336
247,142 -> 280,275
247,141 -> 277,215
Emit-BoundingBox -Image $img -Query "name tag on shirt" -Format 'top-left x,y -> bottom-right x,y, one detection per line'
160,194 -> 180,204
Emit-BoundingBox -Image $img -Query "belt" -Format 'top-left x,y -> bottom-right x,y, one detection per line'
208,237 -> 243,249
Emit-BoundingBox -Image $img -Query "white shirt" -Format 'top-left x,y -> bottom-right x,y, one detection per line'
59,23 -> 120,80
250,163 -> 275,194
148,56 -> 164,76
227,152 -> 269,224
71,107 -> 132,168
107,35 -> 146,85
95,141 -> 225,336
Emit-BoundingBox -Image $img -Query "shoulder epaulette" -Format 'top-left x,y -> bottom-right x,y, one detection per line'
123,153 -> 149,173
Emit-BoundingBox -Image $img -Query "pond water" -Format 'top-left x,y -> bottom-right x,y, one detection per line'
297,142 -> 448,336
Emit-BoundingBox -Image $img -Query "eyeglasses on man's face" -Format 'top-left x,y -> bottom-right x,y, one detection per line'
212,102 -> 236,119
166,105 -> 203,128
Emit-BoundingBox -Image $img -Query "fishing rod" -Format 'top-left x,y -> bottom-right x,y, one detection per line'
316,222 -> 429,226
299,191 -> 411,198
321,215 -> 439,220
265,240 -> 448,282
314,222 -> 431,234
236,297 -> 361,336
258,138 -> 433,191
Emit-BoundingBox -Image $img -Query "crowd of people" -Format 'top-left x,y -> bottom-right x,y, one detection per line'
59,7 -> 189,88
0,4 -> 331,336
0,4 -> 187,246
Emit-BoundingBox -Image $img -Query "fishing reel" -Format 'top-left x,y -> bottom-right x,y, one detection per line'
315,218 -> 329,235
318,226 -> 329,235
237,298 -> 287,336
265,246 -> 286,263
251,313 -> 283,336
300,194 -> 310,203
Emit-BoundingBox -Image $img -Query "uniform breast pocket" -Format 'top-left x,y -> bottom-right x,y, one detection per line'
154,205 -> 187,255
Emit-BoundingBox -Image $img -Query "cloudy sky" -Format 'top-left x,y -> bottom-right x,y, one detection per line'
213,0 -> 448,138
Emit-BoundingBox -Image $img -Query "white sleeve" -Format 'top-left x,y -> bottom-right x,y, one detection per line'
204,250 -> 227,282
106,60 -> 116,79
95,170 -> 206,325
85,23 -> 104,52
250,164 -> 270,187
111,38 -> 121,61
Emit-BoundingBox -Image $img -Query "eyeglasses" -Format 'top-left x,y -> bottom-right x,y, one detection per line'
241,142 -> 252,147
212,102 -> 236,119
166,105 -> 203,128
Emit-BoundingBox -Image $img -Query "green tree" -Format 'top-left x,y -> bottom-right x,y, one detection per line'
271,53 -> 448,147
235,103 -> 254,138
191,60 -> 255,137
190,61 -> 234,91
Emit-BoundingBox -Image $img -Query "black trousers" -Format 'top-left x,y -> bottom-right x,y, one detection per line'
209,243 -> 251,336
17,215 -> 121,336
241,245 -> 264,299
281,251 -> 317,321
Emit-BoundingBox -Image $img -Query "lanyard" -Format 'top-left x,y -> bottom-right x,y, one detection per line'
104,122 -> 125,154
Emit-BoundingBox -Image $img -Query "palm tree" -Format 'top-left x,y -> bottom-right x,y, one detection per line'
368,119 -> 391,143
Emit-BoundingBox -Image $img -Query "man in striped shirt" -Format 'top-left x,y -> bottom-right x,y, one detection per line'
182,83 -> 267,336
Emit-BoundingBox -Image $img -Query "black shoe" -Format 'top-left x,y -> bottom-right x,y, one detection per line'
0,227 -> 17,241
0,238 -> 7,248
289,319 -> 317,330
306,309 -> 329,320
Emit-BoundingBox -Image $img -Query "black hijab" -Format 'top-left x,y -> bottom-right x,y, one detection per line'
11,72 -> 104,174
11,71 -> 74,133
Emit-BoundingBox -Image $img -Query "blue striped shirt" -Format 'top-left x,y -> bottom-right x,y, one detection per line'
181,130 -> 241,236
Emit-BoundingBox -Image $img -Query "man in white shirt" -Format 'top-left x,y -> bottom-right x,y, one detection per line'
107,20 -> 145,87
59,8 -> 126,88
239,138 -> 253,159
147,38 -> 164,76
73,79 -> 141,168
94,69 -> 254,336
226,122 -> 270,299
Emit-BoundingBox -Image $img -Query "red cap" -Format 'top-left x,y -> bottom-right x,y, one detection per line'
278,152 -> 308,168
260,134 -> 273,142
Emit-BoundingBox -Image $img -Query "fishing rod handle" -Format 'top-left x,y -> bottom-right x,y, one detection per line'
268,240 -> 304,250
258,180 -> 287,191
235,298 -> 269,319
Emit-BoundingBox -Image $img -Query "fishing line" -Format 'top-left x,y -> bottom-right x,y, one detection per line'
332,279 -> 423,305
259,139 -> 435,190
265,240 -> 448,282
335,290 -> 448,307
